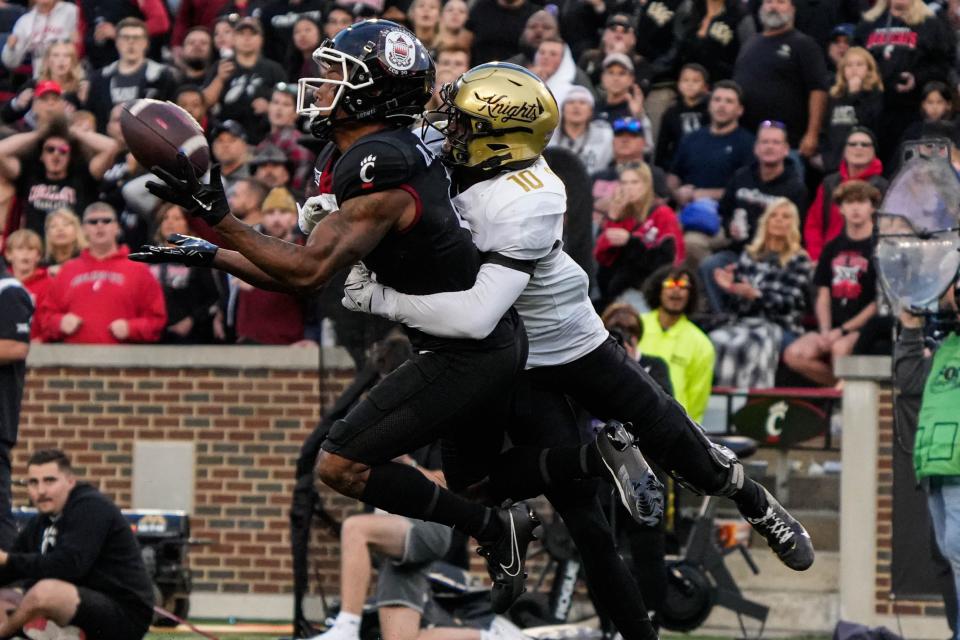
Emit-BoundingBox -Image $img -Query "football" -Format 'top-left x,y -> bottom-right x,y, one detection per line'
120,99 -> 210,179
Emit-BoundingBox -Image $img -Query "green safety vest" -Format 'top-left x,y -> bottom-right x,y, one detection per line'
914,333 -> 960,480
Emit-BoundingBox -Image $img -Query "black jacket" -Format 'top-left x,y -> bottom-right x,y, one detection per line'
718,160 -> 808,252
855,11 -> 956,110
86,59 -> 178,134
654,96 -> 709,169
635,0 -> 686,82
672,0 -> 748,81
821,89 -> 884,173
0,483 -> 154,618
556,0 -> 609,61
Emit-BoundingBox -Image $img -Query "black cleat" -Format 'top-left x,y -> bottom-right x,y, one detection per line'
477,501 -> 541,613
595,420 -> 664,527
743,487 -> 815,571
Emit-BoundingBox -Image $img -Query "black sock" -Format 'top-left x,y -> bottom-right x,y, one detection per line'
489,445 -> 605,501
360,462 -> 501,541
548,444 -> 606,478
731,478 -> 768,519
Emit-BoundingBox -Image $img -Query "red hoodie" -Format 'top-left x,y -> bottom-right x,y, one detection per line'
171,0 -> 228,47
20,268 -> 52,340
36,246 -> 167,344
594,205 -> 686,267
804,157 -> 884,261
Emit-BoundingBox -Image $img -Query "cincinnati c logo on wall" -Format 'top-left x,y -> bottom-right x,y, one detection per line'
765,400 -> 789,439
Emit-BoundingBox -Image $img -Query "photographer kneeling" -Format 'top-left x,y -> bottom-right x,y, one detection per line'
0,449 -> 154,639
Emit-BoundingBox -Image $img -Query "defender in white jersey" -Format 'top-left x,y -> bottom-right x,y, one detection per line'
421,151 -> 608,368
337,64 -> 662,640
342,63 -> 815,581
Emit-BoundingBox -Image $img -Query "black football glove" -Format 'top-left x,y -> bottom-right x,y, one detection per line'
145,153 -> 230,226
129,233 -> 219,267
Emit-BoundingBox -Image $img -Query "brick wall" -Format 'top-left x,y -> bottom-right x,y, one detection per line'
16,345 -> 360,596
873,385 -> 943,618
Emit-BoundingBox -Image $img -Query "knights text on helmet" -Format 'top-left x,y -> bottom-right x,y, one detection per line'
475,93 -> 544,124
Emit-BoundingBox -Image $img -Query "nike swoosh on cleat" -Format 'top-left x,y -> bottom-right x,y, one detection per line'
498,514 -> 522,577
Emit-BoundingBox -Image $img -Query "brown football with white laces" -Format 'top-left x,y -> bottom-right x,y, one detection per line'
120,98 -> 210,178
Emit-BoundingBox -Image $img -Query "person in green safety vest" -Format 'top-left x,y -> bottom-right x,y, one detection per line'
895,285 -> 960,639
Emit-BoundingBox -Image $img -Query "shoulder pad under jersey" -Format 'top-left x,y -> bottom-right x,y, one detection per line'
333,132 -> 421,204
456,158 -> 566,260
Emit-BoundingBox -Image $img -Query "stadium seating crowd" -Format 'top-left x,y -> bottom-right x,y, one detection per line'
0,0 -> 945,399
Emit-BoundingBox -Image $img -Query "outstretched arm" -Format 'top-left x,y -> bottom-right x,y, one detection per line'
144,156 -> 409,294
214,189 -> 405,293
347,262 -> 530,339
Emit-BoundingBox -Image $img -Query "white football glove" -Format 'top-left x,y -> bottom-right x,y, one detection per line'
341,263 -> 383,314
298,194 -> 339,235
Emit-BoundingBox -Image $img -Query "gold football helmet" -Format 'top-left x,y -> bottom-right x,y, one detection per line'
433,62 -> 559,172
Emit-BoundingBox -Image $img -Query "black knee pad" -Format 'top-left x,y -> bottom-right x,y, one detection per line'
703,439 -> 745,497
667,413 -> 745,498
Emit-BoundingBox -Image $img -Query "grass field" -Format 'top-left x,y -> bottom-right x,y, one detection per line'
146,636 -> 275,639
143,632 -> 833,640
141,636 -> 761,640
146,636 -> 277,639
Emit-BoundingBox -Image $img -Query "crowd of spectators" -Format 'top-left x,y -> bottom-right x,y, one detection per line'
0,0 -> 950,400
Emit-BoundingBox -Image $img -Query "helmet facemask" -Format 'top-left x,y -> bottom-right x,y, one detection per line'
424,82 -> 510,171
422,84 -> 471,166
296,40 -> 376,118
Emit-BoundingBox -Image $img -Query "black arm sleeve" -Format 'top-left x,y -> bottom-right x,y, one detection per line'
332,139 -> 417,205
483,251 -> 538,276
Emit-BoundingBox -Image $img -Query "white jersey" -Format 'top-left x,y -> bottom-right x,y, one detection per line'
452,157 -> 608,368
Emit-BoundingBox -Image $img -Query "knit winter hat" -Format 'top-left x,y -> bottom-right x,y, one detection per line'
262,187 -> 297,213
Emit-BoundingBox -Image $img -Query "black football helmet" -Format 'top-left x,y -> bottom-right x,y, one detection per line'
297,19 -> 435,140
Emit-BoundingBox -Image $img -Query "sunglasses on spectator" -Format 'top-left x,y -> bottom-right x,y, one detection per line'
846,140 -> 874,148
760,119 -> 786,130
83,217 -> 115,226
662,276 -> 691,290
608,24 -> 632,33
274,82 -> 298,95
613,118 -> 643,134
43,144 -> 69,155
